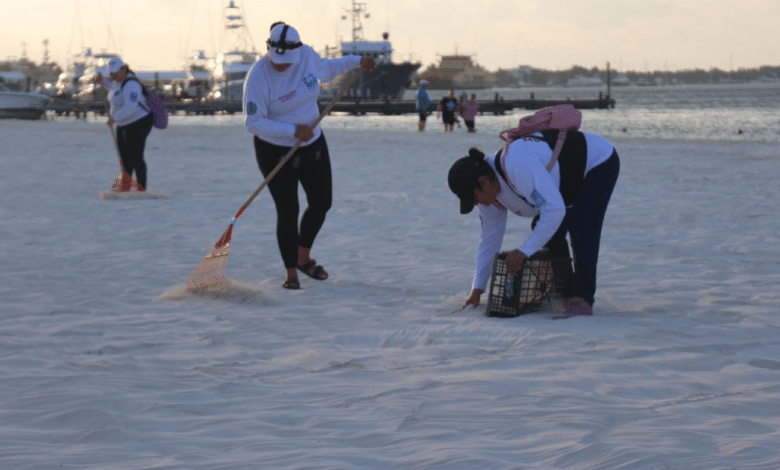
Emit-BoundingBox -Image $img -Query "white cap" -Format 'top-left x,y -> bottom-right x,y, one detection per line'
108,57 -> 125,74
419,79 -> 429,86
267,23 -> 302,65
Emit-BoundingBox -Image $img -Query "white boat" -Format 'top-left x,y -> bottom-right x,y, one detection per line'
0,82 -> 51,120
180,50 -> 214,101
72,51 -> 123,103
566,74 -> 603,87
611,73 -> 632,86
207,1 -> 258,102
209,50 -> 258,101
56,48 -> 92,99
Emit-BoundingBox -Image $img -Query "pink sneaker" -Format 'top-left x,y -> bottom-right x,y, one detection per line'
559,297 -> 593,318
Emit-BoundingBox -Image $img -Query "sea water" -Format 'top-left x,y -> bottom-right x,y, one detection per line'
110,81 -> 780,144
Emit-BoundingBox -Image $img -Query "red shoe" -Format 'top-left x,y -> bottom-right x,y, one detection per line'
111,171 -> 133,191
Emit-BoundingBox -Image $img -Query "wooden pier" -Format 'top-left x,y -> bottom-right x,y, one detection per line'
46,94 -> 615,118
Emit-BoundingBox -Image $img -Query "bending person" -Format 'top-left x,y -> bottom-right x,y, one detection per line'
447,129 -> 620,317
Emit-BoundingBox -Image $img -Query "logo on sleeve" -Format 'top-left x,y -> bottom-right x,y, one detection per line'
302,73 -> 317,89
130,92 -> 138,102
246,101 -> 257,115
530,189 -> 546,208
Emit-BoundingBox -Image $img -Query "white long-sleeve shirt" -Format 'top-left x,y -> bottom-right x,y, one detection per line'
243,46 -> 361,147
472,132 -> 614,291
101,75 -> 149,126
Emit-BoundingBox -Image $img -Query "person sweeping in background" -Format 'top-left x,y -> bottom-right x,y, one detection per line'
447,127 -> 620,318
243,22 -> 375,290
96,57 -> 153,191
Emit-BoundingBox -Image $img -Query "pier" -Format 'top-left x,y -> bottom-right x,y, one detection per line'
46,93 -> 615,118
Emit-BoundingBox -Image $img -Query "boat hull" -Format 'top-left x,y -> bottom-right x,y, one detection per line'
0,91 -> 50,120
331,63 -> 421,100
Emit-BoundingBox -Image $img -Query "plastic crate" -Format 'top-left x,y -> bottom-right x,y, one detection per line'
485,251 -> 571,317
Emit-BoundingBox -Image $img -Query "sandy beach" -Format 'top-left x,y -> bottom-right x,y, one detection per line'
1,118 -> 779,469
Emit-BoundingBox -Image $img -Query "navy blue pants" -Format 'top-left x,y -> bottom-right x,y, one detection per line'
254,134 -> 333,269
543,150 -> 620,306
116,113 -> 153,189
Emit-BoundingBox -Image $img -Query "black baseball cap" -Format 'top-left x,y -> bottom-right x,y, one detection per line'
448,148 -> 487,214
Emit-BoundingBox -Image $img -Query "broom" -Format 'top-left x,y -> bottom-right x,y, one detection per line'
186,69 -> 363,291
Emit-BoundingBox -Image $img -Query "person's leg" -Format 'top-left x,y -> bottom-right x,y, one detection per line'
115,125 -> 135,188
253,137 -> 301,282
533,215 -> 573,295
297,135 -> 333,279
565,150 -> 620,307
121,114 -> 153,188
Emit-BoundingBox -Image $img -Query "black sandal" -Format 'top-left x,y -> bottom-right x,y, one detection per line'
297,259 -> 328,281
282,278 -> 301,290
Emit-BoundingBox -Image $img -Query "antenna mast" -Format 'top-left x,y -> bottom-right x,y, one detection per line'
344,0 -> 368,41
224,1 -> 255,52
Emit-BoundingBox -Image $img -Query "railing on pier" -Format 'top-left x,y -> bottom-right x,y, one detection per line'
46,94 -> 615,118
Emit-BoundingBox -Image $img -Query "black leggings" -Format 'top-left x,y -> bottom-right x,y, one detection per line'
254,134 -> 333,268
116,113 -> 153,188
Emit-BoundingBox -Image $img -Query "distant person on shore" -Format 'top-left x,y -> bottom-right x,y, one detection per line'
243,22 -> 376,290
460,94 -> 480,133
447,129 -> 620,318
95,57 -> 153,191
415,79 -> 431,131
438,89 -> 459,132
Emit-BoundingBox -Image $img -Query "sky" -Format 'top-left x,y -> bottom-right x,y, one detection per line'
1,0 -> 779,73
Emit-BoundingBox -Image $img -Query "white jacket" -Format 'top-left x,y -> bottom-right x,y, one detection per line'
243,46 -> 361,147
102,75 -> 150,126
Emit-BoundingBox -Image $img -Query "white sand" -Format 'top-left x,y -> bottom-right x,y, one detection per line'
1,118 -> 779,469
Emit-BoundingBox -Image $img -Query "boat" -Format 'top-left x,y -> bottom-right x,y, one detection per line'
0,71 -> 28,91
566,74 -> 603,87
323,0 -> 421,100
72,51 -> 124,102
611,73 -> 632,86
0,82 -> 51,119
180,50 -> 214,101
207,1 -> 259,102
416,51 -> 495,90
55,48 -> 91,99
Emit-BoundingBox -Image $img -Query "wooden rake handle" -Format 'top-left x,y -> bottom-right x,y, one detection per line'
231,69 -> 364,222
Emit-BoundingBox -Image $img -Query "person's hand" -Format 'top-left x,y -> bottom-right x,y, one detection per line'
464,289 -> 484,309
93,73 -> 102,84
294,124 -> 314,142
360,57 -> 376,71
107,117 -> 116,127
504,249 -> 528,275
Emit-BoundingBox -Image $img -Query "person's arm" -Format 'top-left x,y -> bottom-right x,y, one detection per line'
463,203 -> 507,308
472,203 -> 508,292
243,62 -> 297,140
318,54 -> 362,83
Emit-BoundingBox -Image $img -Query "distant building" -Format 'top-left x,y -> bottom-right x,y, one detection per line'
417,53 -> 495,89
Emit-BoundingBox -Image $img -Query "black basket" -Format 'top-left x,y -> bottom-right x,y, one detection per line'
485,251 -> 571,318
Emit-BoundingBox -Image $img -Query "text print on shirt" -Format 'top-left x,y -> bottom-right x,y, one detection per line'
278,90 -> 296,102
